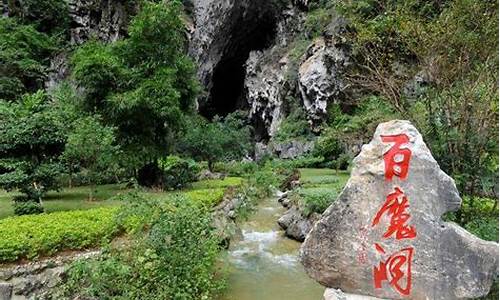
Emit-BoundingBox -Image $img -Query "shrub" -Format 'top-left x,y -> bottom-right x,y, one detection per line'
191,177 -> 243,189
182,188 -> 226,207
0,207 -> 119,262
61,195 -> 225,300
13,201 -> 44,216
179,112 -> 253,171
158,155 -> 198,190
272,105 -> 314,143
213,161 -> 259,176
0,91 -> 70,204
295,187 -> 338,216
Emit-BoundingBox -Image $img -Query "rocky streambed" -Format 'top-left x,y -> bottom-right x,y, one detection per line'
219,195 -> 324,300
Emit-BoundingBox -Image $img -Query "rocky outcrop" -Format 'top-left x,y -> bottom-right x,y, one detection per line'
298,16 -> 349,126
276,189 -> 321,242
244,7 -> 305,139
255,139 -> 315,160
188,0 -> 280,91
211,189 -> 246,248
301,120 -> 499,299
323,288 -> 385,300
277,206 -> 321,242
245,50 -> 289,139
68,0 -> 133,45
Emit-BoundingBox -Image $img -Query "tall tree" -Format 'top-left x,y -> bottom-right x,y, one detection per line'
71,1 -> 200,182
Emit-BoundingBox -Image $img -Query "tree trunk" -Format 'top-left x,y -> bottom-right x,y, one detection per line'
88,185 -> 94,201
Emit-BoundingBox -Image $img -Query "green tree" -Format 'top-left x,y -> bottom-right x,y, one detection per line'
180,113 -> 252,171
62,117 -> 120,200
0,18 -> 55,101
71,1 -> 199,182
0,91 -> 69,209
5,0 -> 69,34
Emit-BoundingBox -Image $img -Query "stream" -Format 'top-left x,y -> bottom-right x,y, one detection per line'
219,196 -> 324,300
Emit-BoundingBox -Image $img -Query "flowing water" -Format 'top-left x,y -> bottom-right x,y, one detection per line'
219,196 -> 325,300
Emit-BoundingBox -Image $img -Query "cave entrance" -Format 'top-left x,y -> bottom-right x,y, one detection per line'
199,4 -> 278,120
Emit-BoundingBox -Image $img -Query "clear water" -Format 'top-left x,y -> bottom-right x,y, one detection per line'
219,197 -> 325,300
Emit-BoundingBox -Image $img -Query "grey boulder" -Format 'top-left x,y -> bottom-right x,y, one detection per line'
300,120 -> 499,300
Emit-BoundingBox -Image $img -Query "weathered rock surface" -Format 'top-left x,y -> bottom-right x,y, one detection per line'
0,283 -> 12,300
277,206 -> 321,242
0,250 -> 100,300
297,16 -> 349,126
68,0 -> 133,45
324,288 -> 386,300
245,50 -> 289,139
301,120 -> 499,299
244,7 -> 305,139
255,139 -> 315,160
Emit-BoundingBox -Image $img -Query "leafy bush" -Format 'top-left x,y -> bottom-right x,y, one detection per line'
62,116 -> 120,199
13,201 -> 44,216
0,207 -> 119,262
272,105 -> 314,143
158,155 -> 198,190
179,113 -> 253,171
182,188 -> 226,207
61,195 -> 225,300
191,177 -> 243,189
445,196 -> 499,242
464,218 -> 499,243
295,187 -> 339,216
213,161 -> 259,176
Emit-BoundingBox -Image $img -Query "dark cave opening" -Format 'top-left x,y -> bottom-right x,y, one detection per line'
199,6 -> 278,120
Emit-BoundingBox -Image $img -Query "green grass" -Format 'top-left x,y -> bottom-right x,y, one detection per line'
0,184 -> 127,219
0,177 -> 244,263
0,177 -> 244,219
299,168 -> 349,187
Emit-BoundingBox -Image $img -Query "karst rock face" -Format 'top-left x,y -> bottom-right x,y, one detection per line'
68,0 -> 132,45
188,0 -> 350,139
298,16 -> 349,127
300,120 -> 499,300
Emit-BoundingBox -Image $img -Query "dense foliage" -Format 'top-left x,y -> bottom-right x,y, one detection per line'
179,112 -> 253,171
0,18 -> 55,101
0,91 -> 70,204
71,1 -> 199,175
158,155 -> 198,189
62,117 -> 120,199
59,194 -> 225,300
305,0 -> 498,227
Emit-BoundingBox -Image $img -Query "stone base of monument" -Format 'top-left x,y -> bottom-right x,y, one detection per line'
324,288 -> 386,300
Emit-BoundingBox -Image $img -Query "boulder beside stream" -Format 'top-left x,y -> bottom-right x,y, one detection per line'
300,120 -> 499,300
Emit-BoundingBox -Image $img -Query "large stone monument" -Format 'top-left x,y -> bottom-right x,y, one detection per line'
300,120 -> 499,300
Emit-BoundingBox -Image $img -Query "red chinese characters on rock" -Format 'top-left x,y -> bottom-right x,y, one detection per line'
371,133 -> 416,297
381,134 -> 412,181
372,187 -> 417,240
373,245 -> 414,296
